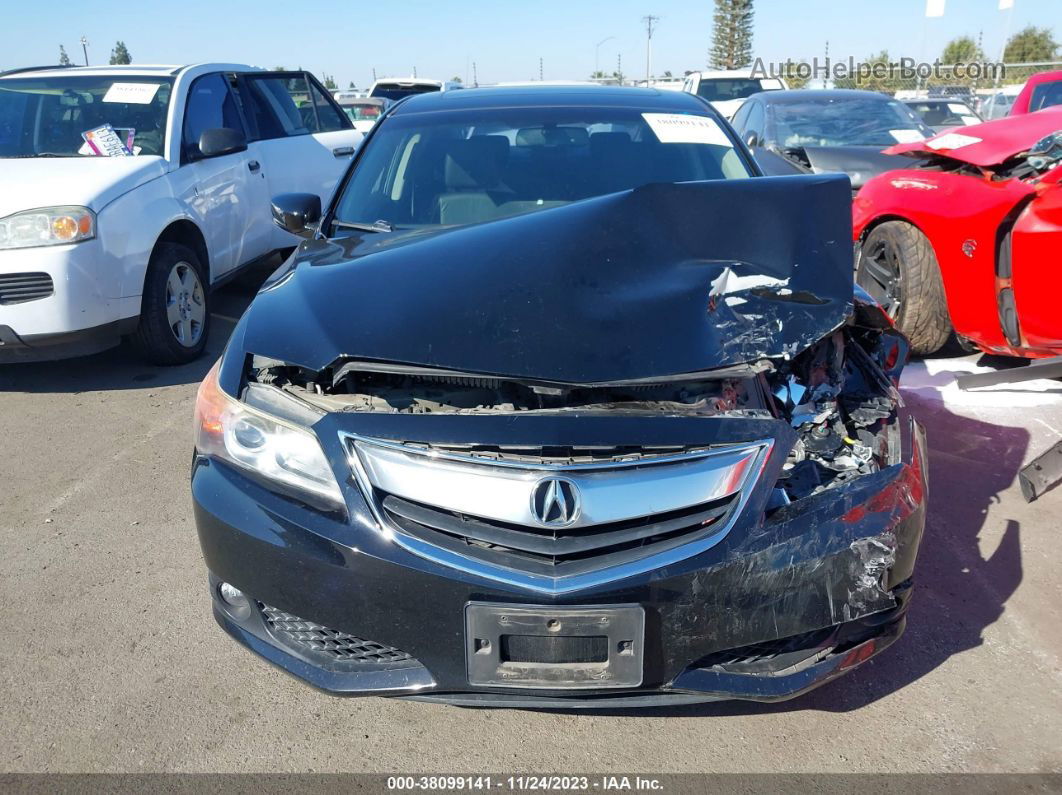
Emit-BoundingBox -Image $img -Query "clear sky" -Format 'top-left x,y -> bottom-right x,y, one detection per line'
2,0 -> 1058,87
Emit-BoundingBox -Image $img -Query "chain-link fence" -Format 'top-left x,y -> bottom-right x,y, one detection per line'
626,60 -> 1060,120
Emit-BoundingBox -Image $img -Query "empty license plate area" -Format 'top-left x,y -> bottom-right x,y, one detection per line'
465,603 -> 644,689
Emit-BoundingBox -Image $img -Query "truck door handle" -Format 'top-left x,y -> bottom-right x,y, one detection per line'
332,146 -> 355,157
248,160 -> 261,173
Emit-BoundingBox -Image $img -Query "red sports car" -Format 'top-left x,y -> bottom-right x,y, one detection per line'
852,107 -> 1062,356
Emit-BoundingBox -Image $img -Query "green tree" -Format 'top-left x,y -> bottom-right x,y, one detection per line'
450,76 -> 463,83
710,0 -> 755,70
348,81 -> 356,88
108,40 -> 131,65
322,73 -> 337,89
833,50 -> 904,93
941,36 -> 983,64
58,45 -> 71,66
272,66 -> 286,71
780,59 -> 811,90
589,70 -> 608,79
1003,26 -> 1059,63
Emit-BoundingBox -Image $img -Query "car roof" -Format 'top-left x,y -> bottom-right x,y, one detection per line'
388,85 -> 712,115
0,63 -> 256,79
755,88 -> 895,104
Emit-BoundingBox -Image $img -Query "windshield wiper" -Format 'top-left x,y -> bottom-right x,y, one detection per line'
331,219 -> 394,233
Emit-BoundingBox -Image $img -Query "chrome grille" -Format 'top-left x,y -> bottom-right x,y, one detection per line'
381,491 -> 737,576
0,273 -> 53,305
344,434 -> 771,593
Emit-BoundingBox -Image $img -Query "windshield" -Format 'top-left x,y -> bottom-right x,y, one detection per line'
0,75 -> 173,157
1030,79 -> 1062,113
905,100 -> 981,128
696,78 -> 781,102
370,84 -> 441,101
333,106 -> 751,230
772,97 -> 930,147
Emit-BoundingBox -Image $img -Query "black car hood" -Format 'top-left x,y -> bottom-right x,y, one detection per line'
799,145 -> 905,189
242,174 -> 854,383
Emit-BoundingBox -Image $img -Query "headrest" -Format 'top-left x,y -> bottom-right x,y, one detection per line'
444,135 -> 509,189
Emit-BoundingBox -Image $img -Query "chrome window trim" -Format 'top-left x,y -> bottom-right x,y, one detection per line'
340,431 -> 774,595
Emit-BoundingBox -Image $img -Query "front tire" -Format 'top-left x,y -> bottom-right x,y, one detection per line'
133,242 -> 210,365
858,221 -> 951,356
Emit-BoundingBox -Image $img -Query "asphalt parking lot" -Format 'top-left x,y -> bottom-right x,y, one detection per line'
1,269 -> 1060,775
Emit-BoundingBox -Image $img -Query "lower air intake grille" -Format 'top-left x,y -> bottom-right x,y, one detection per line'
0,273 -> 54,305
259,603 -> 414,666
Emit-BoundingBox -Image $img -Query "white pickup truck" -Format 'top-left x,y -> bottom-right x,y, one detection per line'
0,63 -> 362,364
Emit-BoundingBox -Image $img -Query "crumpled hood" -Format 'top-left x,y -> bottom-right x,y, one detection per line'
242,174 -> 854,383
0,156 -> 167,217
799,146 -> 905,189
883,106 -> 1062,167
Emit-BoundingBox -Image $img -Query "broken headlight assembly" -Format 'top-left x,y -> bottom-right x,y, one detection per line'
770,327 -> 902,503
193,362 -> 344,511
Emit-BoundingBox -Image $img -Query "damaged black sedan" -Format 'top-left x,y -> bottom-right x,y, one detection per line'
192,86 -> 926,708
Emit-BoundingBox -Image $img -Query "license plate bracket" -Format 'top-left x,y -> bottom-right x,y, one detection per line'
465,603 -> 644,689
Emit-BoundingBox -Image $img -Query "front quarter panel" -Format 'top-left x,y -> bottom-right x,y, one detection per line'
854,168 -> 1036,349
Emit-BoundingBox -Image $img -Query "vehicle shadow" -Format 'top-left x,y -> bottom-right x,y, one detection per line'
0,264 -> 272,394
545,395 -> 1029,718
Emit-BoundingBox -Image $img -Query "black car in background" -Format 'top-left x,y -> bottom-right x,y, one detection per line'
192,86 -> 927,707
731,89 -> 934,189
904,98 -> 982,132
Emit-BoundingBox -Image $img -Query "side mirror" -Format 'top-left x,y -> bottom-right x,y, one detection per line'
745,132 -> 760,148
271,193 -> 322,238
197,128 -> 247,159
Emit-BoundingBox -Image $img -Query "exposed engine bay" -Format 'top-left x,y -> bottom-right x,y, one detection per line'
245,305 -> 903,505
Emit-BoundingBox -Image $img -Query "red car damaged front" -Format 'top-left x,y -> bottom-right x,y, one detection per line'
852,107 -> 1062,358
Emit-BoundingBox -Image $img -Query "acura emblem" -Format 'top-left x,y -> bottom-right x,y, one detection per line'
530,477 -> 581,527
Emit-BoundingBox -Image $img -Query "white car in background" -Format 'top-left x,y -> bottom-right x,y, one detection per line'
682,69 -> 787,118
368,77 -> 463,101
0,63 -> 361,364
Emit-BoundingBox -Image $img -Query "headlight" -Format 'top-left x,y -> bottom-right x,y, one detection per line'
0,206 -> 95,250
194,362 -> 344,510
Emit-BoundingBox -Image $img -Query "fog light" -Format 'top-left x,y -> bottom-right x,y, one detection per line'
217,581 -> 252,620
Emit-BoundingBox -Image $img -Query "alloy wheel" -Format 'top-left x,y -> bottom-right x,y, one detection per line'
165,262 -> 206,347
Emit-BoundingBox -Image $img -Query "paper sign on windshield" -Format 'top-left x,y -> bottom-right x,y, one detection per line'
82,124 -> 133,157
103,82 -> 160,104
889,129 -> 926,143
926,132 -> 982,150
642,113 -> 731,146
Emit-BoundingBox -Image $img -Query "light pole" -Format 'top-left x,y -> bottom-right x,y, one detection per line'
595,36 -> 615,76
80,36 -> 89,66
643,16 -> 660,86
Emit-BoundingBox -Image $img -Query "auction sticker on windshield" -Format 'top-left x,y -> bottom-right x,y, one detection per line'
103,82 -> 160,104
890,129 -> 926,143
642,113 -> 731,146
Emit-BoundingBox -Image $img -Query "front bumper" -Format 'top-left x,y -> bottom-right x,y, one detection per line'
193,411 -> 927,707
0,240 -> 129,361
